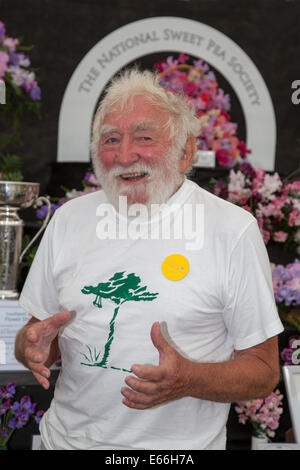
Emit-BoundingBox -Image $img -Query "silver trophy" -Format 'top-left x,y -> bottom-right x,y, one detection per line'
0,181 -> 51,299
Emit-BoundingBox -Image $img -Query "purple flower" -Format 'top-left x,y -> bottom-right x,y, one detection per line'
8,64 -> 27,87
2,399 -> 12,411
0,21 -> 5,39
0,382 -> 16,399
280,347 -> 294,365
20,396 -> 36,414
193,59 -> 209,73
6,382 -> 16,397
84,172 -> 98,186
36,202 -> 57,220
0,429 -> 9,438
29,85 -> 41,101
238,162 -> 257,181
35,410 -> 45,424
7,417 -> 18,429
275,285 -> 295,305
9,51 -> 30,67
213,181 -> 228,200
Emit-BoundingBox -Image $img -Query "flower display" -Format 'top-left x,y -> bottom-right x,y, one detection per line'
235,389 -> 283,438
0,20 -> 41,161
211,162 -> 300,251
154,53 -> 250,168
271,259 -> 300,309
35,170 -> 101,220
0,20 -> 41,101
0,382 -> 44,449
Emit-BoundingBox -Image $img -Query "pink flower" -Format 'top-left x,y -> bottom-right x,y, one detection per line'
288,210 -> 300,227
154,61 -> 165,73
258,201 -> 284,220
241,205 -> 252,213
183,81 -> 198,96
2,37 -> 19,51
286,277 -> 300,290
273,231 -> 289,242
259,227 -> 271,244
284,181 -> 300,197
178,53 -> 189,63
0,51 -> 9,78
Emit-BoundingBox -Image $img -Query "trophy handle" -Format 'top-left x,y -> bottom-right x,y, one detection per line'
19,196 -> 52,263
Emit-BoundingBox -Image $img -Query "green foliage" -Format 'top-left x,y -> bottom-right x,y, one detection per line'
0,153 -> 23,181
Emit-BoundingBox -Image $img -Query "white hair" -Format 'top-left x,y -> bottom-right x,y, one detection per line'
90,68 -> 201,176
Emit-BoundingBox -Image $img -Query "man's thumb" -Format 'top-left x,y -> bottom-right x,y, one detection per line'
150,322 -> 171,361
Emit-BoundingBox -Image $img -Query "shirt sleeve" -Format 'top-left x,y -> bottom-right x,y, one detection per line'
18,210 -> 63,320
223,219 -> 284,350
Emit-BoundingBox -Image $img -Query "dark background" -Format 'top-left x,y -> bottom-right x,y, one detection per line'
0,0 -> 299,195
0,0 -> 299,451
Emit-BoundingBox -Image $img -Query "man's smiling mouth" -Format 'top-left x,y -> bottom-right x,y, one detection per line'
118,171 -> 148,182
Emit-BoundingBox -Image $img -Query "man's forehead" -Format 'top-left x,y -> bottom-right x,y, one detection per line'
100,120 -> 161,135
103,95 -> 168,123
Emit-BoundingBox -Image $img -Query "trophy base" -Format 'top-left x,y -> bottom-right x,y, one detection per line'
0,290 -> 19,300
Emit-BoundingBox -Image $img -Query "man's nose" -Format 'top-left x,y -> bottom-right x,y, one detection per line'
115,136 -> 139,166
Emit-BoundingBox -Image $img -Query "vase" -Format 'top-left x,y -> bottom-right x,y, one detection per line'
251,432 -> 269,450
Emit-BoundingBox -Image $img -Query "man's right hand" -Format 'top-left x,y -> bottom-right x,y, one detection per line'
22,310 -> 71,389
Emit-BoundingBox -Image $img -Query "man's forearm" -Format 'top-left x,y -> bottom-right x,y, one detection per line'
15,324 -> 32,367
186,354 -> 279,403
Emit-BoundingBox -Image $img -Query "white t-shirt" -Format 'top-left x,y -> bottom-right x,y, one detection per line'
19,178 -> 283,450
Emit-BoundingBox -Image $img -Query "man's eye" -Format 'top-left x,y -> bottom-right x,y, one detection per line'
104,137 -> 119,144
138,136 -> 152,141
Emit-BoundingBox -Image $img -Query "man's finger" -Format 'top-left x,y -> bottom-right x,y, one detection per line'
121,387 -> 153,406
122,397 -> 147,410
26,327 -> 38,343
124,375 -> 157,395
131,363 -> 163,381
32,371 -> 50,390
48,310 -> 71,329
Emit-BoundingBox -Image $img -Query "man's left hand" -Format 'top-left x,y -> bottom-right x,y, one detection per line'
121,322 -> 192,409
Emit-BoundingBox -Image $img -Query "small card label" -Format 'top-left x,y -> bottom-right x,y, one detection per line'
0,80 -> 5,104
193,150 -> 216,168
0,300 -> 30,371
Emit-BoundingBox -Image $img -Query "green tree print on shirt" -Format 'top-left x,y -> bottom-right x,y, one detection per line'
80,271 -> 158,372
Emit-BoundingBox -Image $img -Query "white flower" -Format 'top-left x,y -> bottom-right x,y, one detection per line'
258,173 -> 282,201
228,170 -> 251,203
66,189 -> 82,199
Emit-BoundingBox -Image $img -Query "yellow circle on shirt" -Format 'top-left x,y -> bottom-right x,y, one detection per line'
162,254 -> 189,281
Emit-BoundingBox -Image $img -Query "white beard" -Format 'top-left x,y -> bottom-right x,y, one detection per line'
92,146 -> 184,213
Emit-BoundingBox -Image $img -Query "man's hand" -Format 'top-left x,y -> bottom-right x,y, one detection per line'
22,310 -> 71,389
121,322 -> 192,409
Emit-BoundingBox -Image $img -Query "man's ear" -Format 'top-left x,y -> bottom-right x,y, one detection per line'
179,136 -> 197,173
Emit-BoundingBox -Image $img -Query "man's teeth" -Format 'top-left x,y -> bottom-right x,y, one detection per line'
120,172 -> 147,179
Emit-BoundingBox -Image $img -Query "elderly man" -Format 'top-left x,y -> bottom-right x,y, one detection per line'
15,69 -> 283,450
